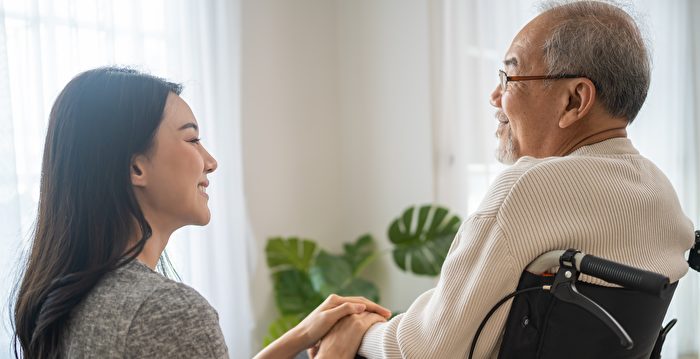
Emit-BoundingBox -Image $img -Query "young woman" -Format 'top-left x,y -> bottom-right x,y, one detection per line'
12,67 -> 389,358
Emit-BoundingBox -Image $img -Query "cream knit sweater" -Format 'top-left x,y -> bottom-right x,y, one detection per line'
358,138 -> 694,359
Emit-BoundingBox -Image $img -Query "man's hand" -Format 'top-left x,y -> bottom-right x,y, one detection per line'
254,294 -> 390,359
295,294 -> 391,349
309,312 -> 387,359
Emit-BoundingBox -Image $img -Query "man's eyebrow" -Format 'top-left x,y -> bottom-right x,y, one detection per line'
178,122 -> 199,131
503,57 -> 518,67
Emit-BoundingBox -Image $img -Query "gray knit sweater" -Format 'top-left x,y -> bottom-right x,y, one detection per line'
61,259 -> 229,358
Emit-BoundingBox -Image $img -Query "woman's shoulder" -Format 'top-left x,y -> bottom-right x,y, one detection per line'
91,259 -> 222,330
86,259 -> 211,314
64,260 -> 228,358
109,260 -> 215,312
119,261 -> 228,357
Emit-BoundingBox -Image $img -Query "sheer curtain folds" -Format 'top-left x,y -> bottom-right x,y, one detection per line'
430,0 -> 537,218
0,0 -> 254,357
431,0 -> 699,357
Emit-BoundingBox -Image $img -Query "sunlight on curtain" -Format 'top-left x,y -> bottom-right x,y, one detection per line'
630,1 -> 700,357
432,0 -> 699,357
430,0 -> 537,219
0,0 -> 252,357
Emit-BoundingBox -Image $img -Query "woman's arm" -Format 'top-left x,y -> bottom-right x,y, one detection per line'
255,294 -> 391,359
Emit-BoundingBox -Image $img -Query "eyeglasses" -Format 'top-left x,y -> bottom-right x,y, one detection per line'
499,69 -> 583,92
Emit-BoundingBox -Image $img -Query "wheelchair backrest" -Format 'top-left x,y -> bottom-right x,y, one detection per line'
497,271 -> 677,359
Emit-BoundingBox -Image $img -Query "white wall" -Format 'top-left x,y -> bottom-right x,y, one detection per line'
242,0 -> 436,349
335,0 -> 438,313
241,0 -> 344,346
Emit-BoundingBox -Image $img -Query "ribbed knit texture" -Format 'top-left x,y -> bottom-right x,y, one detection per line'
358,138 -> 694,359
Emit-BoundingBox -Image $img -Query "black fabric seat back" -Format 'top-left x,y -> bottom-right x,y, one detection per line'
498,272 -> 677,359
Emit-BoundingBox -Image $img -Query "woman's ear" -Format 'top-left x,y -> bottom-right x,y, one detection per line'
559,78 -> 596,129
131,155 -> 148,187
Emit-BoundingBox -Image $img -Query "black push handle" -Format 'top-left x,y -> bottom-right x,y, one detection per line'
579,254 -> 670,296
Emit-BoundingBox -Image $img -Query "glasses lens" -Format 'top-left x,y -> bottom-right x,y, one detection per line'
499,70 -> 507,92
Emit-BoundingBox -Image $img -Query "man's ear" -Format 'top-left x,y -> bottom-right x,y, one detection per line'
131,155 -> 148,187
559,78 -> 596,129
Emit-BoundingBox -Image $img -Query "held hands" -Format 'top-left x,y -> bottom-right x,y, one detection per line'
308,311 -> 387,359
295,294 -> 391,349
254,294 -> 391,359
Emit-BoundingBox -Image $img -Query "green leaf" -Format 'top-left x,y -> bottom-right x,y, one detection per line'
427,207 -> 448,234
401,207 -> 414,234
262,314 -> 303,347
337,277 -> 380,302
392,247 -> 408,270
266,237 -> 317,273
388,204 -> 461,276
415,205 -> 430,235
309,250 -> 380,301
343,234 -> 377,275
274,269 -> 324,315
388,220 -> 404,243
309,251 -> 353,297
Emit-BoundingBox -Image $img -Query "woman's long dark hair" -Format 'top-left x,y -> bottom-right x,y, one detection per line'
12,67 -> 182,358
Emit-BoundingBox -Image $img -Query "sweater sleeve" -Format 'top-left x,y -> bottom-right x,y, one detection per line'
125,283 -> 229,358
358,215 -> 520,358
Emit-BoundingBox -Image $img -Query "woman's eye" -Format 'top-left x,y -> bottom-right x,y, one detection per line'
188,138 -> 201,144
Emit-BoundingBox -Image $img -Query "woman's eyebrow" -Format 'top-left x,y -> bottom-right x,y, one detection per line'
178,122 -> 199,131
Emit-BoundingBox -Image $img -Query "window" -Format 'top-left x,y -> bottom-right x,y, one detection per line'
0,1 -> 251,356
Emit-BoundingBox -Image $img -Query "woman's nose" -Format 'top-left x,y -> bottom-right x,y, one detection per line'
204,149 -> 218,174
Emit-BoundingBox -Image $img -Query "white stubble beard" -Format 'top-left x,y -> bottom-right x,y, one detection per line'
495,111 -> 518,165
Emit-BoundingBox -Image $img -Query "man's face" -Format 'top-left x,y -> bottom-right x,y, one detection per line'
490,14 -> 565,164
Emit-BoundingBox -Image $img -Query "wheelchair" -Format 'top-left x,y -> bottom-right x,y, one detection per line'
470,231 -> 700,359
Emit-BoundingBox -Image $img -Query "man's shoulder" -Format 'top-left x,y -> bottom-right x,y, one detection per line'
474,156 -> 554,216
474,152 -> 648,217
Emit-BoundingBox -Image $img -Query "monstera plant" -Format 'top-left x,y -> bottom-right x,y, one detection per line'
263,204 -> 461,345
389,205 -> 462,276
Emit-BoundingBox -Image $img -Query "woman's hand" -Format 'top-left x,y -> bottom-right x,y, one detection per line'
308,312 -> 387,359
254,294 -> 391,359
294,294 -> 391,348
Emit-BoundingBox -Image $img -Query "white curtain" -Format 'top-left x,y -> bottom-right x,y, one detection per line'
430,0 -> 537,217
0,0 -> 255,358
629,1 -> 700,357
432,0 -> 700,357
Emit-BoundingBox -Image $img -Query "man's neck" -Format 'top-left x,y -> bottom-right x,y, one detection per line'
560,127 -> 628,156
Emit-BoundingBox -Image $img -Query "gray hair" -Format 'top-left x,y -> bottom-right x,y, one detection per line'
538,0 -> 651,123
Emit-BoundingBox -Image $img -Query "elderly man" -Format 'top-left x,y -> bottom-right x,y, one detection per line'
315,1 -> 695,358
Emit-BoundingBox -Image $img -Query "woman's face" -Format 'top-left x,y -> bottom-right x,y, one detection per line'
132,93 -> 218,231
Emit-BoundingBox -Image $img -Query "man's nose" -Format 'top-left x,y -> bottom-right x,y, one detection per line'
490,84 -> 502,108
